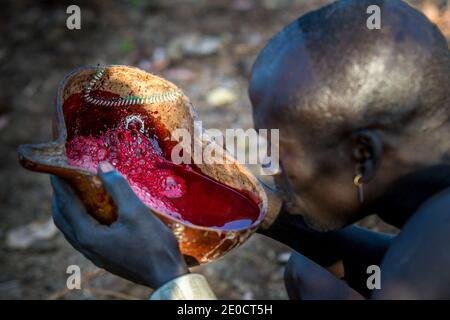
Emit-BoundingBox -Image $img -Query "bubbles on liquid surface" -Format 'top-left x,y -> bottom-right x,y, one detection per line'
66,119 -> 187,217
161,175 -> 186,198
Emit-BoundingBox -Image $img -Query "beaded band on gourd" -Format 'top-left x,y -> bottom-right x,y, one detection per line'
84,65 -> 182,107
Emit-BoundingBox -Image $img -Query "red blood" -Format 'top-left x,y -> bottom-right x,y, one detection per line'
64,92 -> 260,229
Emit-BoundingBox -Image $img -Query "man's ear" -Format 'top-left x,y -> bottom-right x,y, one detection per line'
351,130 -> 383,183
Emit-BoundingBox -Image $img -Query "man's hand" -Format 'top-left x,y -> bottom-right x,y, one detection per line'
50,161 -> 189,289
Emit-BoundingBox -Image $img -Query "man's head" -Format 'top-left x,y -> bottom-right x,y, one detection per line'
249,0 -> 450,231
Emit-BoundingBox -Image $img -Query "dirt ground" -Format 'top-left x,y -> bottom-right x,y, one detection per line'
0,0 -> 448,300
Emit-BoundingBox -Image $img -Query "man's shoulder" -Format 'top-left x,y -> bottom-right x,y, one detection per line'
372,187 -> 450,299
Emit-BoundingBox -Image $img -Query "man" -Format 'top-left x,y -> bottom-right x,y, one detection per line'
51,0 -> 450,299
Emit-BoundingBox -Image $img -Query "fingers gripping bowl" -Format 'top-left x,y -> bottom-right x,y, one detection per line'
18,65 -> 269,266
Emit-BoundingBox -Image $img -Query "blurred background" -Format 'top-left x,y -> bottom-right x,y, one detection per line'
0,0 -> 449,299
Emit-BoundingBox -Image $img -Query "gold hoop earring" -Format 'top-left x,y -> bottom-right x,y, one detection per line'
353,174 -> 364,203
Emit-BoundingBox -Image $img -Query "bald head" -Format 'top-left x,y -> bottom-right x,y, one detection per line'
249,0 -> 450,230
250,0 -> 449,139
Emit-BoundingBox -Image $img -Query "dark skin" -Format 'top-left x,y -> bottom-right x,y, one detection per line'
51,0 -> 450,299
249,0 -> 450,298
51,165 -> 450,299
250,0 -> 450,232
277,165 -> 450,299
51,162 -> 188,289
296,187 -> 450,299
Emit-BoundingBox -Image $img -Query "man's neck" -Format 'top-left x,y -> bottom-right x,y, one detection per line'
366,164 -> 450,228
